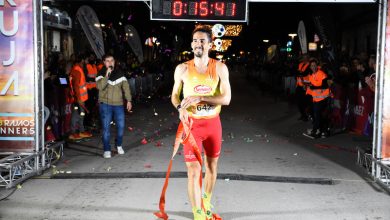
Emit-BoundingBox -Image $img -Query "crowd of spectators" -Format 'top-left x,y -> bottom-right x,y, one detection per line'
243,51 -> 376,139
43,51 -> 172,142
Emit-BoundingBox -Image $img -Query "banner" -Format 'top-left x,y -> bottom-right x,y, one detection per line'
313,16 -> 336,71
125,25 -> 144,63
351,87 -> 375,135
382,2 -> 390,159
76,5 -> 105,59
297,21 -> 307,54
0,0 -> 36,152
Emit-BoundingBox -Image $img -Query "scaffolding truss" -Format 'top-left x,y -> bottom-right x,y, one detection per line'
357,147 -> 390,194
0,141 -> 64,189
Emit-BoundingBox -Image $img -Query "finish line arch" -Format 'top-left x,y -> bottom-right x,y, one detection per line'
1,0 -> 388,193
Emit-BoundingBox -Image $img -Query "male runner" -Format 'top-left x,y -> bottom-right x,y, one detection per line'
171,25 -> 231,220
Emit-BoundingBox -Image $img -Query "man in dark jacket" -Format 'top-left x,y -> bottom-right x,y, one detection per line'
96,54 -> 132,158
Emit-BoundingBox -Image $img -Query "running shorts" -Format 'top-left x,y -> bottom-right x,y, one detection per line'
183,115 -> 222,162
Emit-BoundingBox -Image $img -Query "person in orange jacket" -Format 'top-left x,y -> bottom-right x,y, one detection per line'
96,59 -> 104,72
303,58 -> 331,139
84,53 -> 99,129
295,54 -> 312,121
69,54 -> 93,140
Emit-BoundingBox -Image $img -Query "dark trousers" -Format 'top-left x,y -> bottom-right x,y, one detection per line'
70,105 -> 85,134
85,88 -> 98,127
312,98 -> 330,133
296,86 -> 312,118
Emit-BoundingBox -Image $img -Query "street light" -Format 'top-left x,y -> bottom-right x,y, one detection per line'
287,33 -> 297,55
263,39 -> 269,43
288,33 -> 297,41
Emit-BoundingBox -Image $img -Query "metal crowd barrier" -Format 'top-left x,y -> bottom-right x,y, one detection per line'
128,72 -> 164,100
283,76 -> 296,95
0,141 -> 64,189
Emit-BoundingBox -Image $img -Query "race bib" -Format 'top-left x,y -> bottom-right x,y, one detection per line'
193,103 -> 216,117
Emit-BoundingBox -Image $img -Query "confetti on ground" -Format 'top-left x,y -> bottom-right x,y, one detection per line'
16,184 -> 22,189
141,138 -> 148,145
128,127 -> 134,132
155,141 -> 163,147
106,167 -> 112,172
244,137 -> 253,143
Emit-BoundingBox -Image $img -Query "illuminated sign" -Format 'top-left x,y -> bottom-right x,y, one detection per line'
308,42 -> 317,51
151,0 -> 248,22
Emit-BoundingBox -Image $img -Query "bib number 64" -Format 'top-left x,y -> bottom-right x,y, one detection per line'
196,104 -> 213,112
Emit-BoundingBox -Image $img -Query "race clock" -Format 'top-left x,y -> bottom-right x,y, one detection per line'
151,0 -> 248,22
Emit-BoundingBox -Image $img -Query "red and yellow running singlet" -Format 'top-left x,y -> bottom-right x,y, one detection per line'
183,58 -> 221,119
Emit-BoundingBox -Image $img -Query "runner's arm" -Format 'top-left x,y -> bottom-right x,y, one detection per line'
171,64 -> 190,123
171,64 -> 185,109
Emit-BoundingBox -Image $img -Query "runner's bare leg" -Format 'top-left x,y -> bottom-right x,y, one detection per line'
204,156 -> 219,195
186,161 -> 202,208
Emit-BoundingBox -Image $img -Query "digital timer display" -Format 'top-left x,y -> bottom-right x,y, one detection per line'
151,0 -> 247,22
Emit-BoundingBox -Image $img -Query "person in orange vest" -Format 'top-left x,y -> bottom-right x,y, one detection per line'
96,59 -> 104,72
84,53 -> 99,129
303,58 -> 331,139
68,54 -> 93,140
85,53 -> 98,90
295,54 -> 312,121
171,25 -> 231,220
